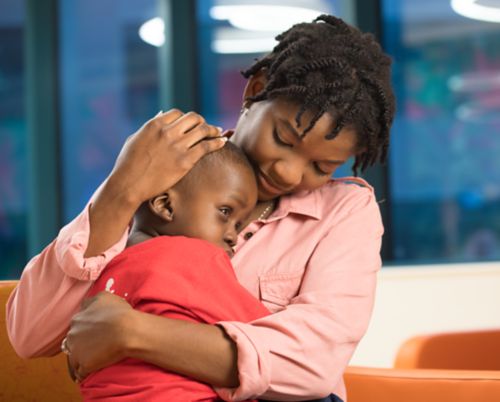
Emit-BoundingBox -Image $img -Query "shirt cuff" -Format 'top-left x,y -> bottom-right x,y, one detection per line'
55,203 -> 129,281
214,322 -> 271,401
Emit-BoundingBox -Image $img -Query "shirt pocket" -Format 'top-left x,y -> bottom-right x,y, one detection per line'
259,271 -> 303,312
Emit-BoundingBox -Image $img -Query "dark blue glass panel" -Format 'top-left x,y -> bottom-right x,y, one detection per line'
0,0 -> 26,279
59,0 -> 160,222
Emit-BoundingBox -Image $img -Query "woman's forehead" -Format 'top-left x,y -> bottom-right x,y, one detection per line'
270,99 -> 359,158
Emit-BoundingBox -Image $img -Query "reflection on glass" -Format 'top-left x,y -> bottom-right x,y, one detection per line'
0,0 -> 26,279
384,0 -> 500,263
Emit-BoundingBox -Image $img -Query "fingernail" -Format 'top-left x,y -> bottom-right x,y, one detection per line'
217,126 -> 223,132
220,136 -> 228,142
155,110 -> 163,116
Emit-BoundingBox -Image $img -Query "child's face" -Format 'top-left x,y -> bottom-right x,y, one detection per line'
166,164 -> 258,257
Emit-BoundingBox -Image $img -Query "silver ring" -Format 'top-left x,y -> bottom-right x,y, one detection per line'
61,337 -> 71,355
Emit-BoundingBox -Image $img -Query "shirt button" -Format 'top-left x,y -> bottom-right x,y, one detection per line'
244,232 -> 254,240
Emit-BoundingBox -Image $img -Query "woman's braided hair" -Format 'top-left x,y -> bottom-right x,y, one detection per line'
242,15 -> 395,174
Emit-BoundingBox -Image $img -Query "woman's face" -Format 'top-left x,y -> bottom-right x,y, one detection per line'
232,96 -> 359,201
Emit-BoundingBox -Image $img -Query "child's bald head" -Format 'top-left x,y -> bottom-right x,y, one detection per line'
174,141 -> 255,195
135,142 -> 257,257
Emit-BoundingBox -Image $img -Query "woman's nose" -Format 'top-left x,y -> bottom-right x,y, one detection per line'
272,159 -> 304,189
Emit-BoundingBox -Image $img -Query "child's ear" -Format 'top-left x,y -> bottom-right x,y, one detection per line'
148,192 -> 174,222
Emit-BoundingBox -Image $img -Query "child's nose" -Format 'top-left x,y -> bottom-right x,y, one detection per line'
224,228 -> 237,247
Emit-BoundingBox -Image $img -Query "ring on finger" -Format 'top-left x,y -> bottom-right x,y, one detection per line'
61,337 -> 71,355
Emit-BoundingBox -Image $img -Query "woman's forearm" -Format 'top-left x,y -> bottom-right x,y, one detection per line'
125,310 -> 239,388
85,178 -> 140,258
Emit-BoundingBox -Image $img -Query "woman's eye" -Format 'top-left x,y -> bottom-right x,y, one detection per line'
272,128 -> 292,147
313,163 -> 329,177
235,222 -> 242,231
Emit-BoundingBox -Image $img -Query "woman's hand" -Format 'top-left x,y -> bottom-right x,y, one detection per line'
85,109 -> 226,257
108,109 -> 226,205
64,291 -> 239,387
65,292 -> 136,382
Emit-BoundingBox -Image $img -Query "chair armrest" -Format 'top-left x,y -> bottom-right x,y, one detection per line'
344,366 -> 500,402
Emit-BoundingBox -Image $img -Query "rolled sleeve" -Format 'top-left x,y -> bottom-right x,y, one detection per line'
56,203 -> 129,280
6,202 -> 128,358
216,193 -> 383,401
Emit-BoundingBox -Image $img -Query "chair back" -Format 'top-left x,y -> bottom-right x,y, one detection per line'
394,330 -> 500,370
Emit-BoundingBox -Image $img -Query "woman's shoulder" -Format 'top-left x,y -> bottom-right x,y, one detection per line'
312,176 -> 380,221
316,176 -> 377,207
280,176 -> 380,226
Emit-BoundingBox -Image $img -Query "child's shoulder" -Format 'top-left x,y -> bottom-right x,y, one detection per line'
125,236 -> 224,258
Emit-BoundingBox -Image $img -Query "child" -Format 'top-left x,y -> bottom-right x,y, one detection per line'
79,142 -> 270,402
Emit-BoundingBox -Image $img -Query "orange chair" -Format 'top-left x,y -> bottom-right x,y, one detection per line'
344,366 -> 500,402
344,329 -> 500,402
0,281 -> 80,401
394,329 -> 500,370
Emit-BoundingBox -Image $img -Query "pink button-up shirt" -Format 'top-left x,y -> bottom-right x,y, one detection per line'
6,177 -> 383,401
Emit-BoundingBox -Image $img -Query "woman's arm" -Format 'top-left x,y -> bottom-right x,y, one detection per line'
5,200 -> 129,358
67,294 -> 240,387
6,110 -> 226,357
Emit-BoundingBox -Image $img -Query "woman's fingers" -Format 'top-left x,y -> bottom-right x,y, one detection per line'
156,110 -> 225,155
163,111 -> 205,136
187,136 -> 228,165
181,122 -> 223,149
151,108 -> 184,126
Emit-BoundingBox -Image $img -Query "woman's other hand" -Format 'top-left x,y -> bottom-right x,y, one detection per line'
108,109 -> 226,205
65,292 -> 136,382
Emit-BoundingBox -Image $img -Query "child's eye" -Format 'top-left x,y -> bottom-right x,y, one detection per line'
219,207 -> 232,217
272,128 -> 292,147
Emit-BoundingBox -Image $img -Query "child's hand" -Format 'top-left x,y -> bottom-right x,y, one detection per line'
107,109 -> 226,206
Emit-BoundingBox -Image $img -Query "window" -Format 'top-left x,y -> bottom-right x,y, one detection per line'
0,0 -> 26,279
384,0 -> 500,263
59,0 -> 160,221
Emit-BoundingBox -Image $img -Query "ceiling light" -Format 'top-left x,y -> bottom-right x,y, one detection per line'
451,0 -> 500,23
212,37 -> 277,54
139,17 -> 164,47
210,5 -> 325,32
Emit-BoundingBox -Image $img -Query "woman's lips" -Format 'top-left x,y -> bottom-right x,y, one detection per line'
257,169 -> 286,196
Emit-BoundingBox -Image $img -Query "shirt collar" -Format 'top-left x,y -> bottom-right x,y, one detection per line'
270,185 -> 322,221
266,177 -> 373,222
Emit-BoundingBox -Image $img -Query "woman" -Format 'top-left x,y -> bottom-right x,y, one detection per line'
7,15 -> 395,401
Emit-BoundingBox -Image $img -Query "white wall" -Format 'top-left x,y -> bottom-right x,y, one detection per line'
350,262 -> 500,367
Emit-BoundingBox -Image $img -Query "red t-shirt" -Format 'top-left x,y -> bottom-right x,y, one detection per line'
81,236 -> 270,402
